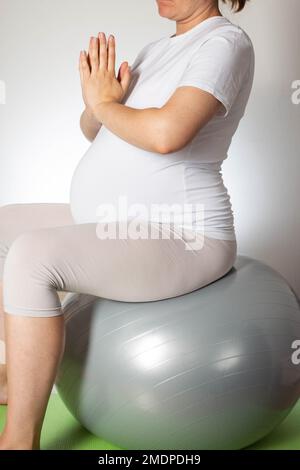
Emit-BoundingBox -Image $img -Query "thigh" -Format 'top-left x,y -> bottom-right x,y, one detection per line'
3,219 -> 237,315
0,203 -> 74,278
53,221 -> 229,301
72,223 -> 237,301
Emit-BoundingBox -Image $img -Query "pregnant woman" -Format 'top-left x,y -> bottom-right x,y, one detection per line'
0,0 -> 254,450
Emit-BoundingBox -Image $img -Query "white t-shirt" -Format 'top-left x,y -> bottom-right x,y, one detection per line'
70,15 -> 255,240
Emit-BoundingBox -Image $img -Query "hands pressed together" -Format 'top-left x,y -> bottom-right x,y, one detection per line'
79,32 -> 132,117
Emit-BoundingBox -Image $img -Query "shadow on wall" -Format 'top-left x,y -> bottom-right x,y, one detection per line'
220,0 -> 300,298
224,86 -> 300,299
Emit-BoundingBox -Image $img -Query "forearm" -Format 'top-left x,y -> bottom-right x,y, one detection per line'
80,107 -> 102,142
92,102 -> 167,153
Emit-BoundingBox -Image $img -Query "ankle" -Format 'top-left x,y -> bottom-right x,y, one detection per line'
0,339 -> 6,364
0,438 -> 40,450
0,364 -> 7,405
0,429 -> 40,450
0,363 -> 7,376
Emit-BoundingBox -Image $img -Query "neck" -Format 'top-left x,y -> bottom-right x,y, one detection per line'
174,5 -> 222,37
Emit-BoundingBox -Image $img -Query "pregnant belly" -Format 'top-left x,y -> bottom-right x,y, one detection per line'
70,128 -> 183,225
70,128 -> 234,239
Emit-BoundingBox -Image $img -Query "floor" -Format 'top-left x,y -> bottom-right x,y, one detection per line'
1,395 -> 300,450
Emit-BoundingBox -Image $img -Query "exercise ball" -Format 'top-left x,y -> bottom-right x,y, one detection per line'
55,255 -> 300,450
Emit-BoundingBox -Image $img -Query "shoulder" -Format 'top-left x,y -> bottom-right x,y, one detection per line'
202,21 -> 254,58
186,21 -> 254,78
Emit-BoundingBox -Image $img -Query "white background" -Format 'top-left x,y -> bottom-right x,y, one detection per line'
0,0 -> 299,297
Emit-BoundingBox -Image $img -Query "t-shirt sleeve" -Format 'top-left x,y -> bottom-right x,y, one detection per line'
176,32 -> 253,117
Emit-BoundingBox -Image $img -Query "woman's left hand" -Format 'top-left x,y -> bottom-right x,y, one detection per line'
79,32 -> 132,115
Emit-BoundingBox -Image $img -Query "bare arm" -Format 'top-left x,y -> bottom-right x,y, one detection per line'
92,86 -> 223,154
80,107 -> 102,142
92,102 -> 168,153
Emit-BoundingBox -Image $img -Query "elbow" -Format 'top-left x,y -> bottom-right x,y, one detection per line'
154,127 -> 176,155
155,142 -> 172,155
152,113 -> 174,155
85,132 -> 96,143
80,122 -> 97,143
155,135 -> 185,155
154,120 -> 188,155
81,129 -> 95,143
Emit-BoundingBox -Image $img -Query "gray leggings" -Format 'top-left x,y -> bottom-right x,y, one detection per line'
0,203 -> 237,317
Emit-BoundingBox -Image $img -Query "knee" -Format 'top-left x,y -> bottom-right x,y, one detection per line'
3,230 -> 62,289
3,230 -> 64,315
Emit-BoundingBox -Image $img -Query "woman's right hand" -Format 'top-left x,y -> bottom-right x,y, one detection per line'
80,36 -> 129,115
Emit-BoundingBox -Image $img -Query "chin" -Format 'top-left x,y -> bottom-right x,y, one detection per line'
156,0 -> 175,18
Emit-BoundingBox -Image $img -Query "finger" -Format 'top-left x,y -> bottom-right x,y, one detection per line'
117,62 -> 127,82
79,51 -> 91,82
117,66 -> 121,82
79,52 -> 83,85
79,51 -> 90,82
79,49 -> 91,76
86,53 -> 92,70
107,35 -> 116,74
120,62 -> 132,93
98,32 -> 107,71
89,36 -> 99,73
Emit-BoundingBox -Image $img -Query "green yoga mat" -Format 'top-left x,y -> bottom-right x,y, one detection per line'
1,395 -> 300,450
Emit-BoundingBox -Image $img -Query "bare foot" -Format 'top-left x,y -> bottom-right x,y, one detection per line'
0,363 -> 7,405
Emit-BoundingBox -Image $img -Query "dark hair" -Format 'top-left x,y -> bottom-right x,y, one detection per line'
221,0 -> 249,12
